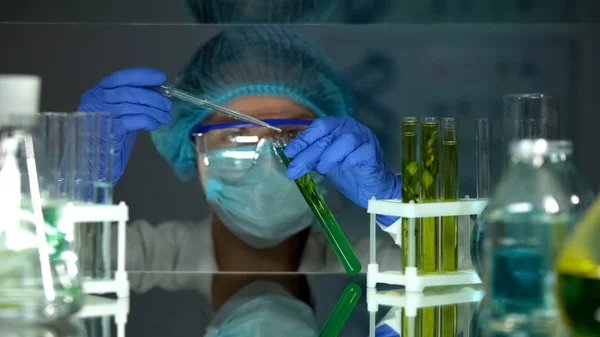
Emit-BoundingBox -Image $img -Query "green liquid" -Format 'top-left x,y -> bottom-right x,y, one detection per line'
319,283 -> 362,337
557,273 -> 600,336
401,120 -> 419,271
275,145 -> 362,275
420,122 -> 439,273
439,305 -> 458,337
441,140 -> 459,272
401,307 -> 437,337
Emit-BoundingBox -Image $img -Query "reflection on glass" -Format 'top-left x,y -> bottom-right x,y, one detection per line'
0,318 -> 86,337
208,277 -> 317,337
370,286 -> 482,337
319,282 -> 362,337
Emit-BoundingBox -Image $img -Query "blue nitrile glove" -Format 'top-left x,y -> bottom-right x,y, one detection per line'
284,116 -> 401,227
77,68 -> 173,185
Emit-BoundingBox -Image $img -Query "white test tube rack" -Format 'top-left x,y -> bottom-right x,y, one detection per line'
62,202 -> 129,298
367,197 -> 488,292
77,295 -> 130,337
367,286 -> 484,316
367,286 -> 484,337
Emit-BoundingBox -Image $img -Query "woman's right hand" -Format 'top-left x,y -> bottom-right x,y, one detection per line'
78,67 -> 173,185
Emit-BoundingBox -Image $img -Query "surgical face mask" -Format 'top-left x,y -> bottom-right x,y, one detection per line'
203,143 -> 319,248
205,282 -> 317,337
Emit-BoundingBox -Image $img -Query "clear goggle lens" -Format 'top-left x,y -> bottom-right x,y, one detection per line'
192,119 -> 313,172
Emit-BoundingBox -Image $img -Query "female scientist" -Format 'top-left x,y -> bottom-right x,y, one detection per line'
77,26 -> 401,275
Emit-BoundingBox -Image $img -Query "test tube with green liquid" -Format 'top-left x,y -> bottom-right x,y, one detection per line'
440,117 -> 459,272
419,117 -> 440,273
401,117 -> 419,273
318,283 -> 362,337
274,137 -> 362,275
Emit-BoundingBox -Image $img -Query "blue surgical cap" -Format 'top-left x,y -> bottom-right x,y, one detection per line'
185,0 -> 339,23
151,26 -> 354,181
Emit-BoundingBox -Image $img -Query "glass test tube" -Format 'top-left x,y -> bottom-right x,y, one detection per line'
475,119 -> 491,199
419,117 -> 440,273
401,117 -> 419,272
273,137 -> 362,275
466,118 -> 493,273
440,118 -> 459,272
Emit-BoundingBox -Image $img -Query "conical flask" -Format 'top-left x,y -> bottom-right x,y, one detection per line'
556,195 -> 600,336
472,138 -> 592,281
479,139 -> 585,334
0,75 -> 84,321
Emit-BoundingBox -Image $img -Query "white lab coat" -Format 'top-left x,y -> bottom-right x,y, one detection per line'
121,217 -> 402,294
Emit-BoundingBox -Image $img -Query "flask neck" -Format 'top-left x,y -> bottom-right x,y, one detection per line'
509,152 -> 573,170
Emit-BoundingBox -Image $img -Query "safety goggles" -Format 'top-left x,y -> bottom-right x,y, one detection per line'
191,119 -> 312,172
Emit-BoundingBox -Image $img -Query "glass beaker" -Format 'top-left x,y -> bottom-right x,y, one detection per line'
503,93 -> 560,141
501,93 -> 560,165
32,112 -> 114,281
556,195 -> 600,335
480,139 -> 584,335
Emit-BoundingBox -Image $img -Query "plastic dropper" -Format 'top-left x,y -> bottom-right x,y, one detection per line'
153,82 -> 282,132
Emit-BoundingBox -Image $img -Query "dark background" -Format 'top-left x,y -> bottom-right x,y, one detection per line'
1,0 -> 599,23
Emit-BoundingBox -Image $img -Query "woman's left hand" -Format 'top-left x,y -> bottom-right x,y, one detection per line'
284,116 -> 402,210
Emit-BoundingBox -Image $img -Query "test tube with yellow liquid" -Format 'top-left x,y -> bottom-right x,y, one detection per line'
401,117 -> 419,273
419,117 -> 440,273
440,118 -> 459,272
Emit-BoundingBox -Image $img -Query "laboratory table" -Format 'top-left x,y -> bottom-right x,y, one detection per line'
0,272 -> 484,337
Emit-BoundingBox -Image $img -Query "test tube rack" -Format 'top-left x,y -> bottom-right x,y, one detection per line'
367,286 -> 483,317
367,286 -> 483,337
367,197 -> 488,292
77,295 -> 130,337
62,202 -> 129,298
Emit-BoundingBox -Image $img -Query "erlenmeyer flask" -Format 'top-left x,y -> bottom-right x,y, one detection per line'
480,140 -> 583,334
472,139 -> 593,280
556,195 -> 600,335
0,75 -> 84,321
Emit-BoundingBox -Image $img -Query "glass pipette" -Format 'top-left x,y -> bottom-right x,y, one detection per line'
152,82 -> 282,132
